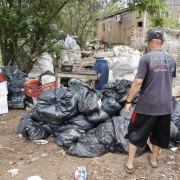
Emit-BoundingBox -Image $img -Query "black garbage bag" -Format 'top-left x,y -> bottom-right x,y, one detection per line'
112,116 -> 146,157
107,142 -> 125,154
39,70 -> 55,80
170,121 -> 179,140
85,109 -> 110,124
101,79 -> 139,104
31,106 -> 45,122
42,123 -> 73,135
95,119 -> 116,145
168,141 -> 176,148
102,96 -> 122,115
3,66 -> 27,79
77,82 -> 102,115
8,79 -> 25,95
175,131 -> 180,143
34,88 -> 78,125
54,129 -> 83,147
68,81 -> 82,94
67,114 -> 95,131
3,66 -> 27,96
17,110 -> 49,140
64,133 -> 107,157
119,106 -> 136,120
171,100 -> 180,130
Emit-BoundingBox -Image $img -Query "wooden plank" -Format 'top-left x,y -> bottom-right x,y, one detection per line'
55,68 -> 97,75
56,73 -> 98,80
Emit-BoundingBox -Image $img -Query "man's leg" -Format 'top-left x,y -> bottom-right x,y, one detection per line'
126,142 -> 138,169
151,144 -> 160,165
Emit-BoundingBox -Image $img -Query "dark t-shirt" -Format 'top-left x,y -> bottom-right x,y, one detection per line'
134,49 -> 176,115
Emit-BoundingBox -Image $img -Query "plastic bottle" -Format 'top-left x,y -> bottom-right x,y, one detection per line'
74,166 -> 87,180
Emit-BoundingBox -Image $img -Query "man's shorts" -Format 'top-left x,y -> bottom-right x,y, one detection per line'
125,112 -> 171,149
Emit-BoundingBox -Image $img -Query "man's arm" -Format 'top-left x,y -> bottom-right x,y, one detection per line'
125,78 -> 143,114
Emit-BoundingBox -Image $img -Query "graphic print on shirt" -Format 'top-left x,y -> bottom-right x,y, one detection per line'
150,51 -> 169,72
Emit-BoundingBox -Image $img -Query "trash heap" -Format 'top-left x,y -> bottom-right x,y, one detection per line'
17,80 -> 180,158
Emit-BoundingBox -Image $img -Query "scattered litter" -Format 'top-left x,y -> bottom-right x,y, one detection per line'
18,134 -> 23,138
7,169 -> 19,177
159,171 -> 169,179
9,161 -> 16,165
167,161 -> 175,165
1,121 -> 6,124
170,147 -> 178,152
75,166 -> 87,180
33,140 -> 48,145
167,156 -> 175,160
31,157 -> 39,161
27,176 -> 43,180
41,154 -> 48,157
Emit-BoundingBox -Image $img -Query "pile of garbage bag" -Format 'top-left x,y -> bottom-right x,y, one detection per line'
17,80 -> 180,158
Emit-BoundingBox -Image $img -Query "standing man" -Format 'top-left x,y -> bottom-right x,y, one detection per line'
124,29 -> 176,174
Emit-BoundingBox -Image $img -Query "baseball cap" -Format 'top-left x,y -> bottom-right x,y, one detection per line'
145,29 -> 164,42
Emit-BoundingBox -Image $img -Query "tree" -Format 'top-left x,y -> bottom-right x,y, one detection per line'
0,0 -> 77,73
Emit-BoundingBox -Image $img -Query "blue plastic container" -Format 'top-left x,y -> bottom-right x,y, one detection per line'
93,60 -> 109,90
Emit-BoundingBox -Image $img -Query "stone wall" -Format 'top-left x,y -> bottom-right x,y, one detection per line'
162,29 -> 180,85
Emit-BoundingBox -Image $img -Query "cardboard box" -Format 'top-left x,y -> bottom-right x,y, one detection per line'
0,81 -> 8,96
0,97 -> 8,114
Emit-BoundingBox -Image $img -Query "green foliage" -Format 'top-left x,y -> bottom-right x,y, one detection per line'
148,5 -> 180,30
56,0 -> 103,46
127,0 -> 164,16
150,15 -> 180,29
99,0 -> 123,17
0,0 -> 71,72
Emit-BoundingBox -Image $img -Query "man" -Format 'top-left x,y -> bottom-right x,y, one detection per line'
124,29 -> 176,174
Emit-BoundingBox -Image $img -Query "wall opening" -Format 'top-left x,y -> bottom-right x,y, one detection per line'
137,21 -> 142,27
103,23 -> 105,31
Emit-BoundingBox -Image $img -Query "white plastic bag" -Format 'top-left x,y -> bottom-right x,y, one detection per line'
112,57 -> 136,77
61,50 -> 69,63
123,73 -> 135,81
64,34 -> 77,49
28,52 -> 54,78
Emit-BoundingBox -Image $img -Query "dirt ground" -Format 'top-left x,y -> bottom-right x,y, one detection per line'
0,109 -> 180,180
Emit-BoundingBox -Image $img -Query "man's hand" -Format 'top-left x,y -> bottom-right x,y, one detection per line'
125,103 -> 132,114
